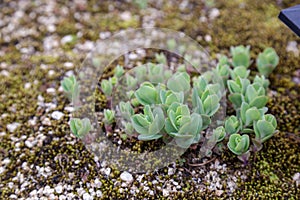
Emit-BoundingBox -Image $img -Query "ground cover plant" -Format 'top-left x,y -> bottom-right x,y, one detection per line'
63,45 -> 279,164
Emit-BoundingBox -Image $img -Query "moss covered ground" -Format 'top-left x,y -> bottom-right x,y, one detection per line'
0,0 -> 299,199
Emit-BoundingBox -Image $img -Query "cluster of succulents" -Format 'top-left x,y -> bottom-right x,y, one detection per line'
62,45 -> 279,162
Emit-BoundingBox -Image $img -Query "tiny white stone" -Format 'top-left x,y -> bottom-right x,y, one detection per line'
51,111 -> 64,120
82,192 -> 93,200
61,35 -> 74,44
25,140 -> 34,148
24,82 -> 31,89
120,11 -> 132,21
3,158 -> 11,165
162,189 -> 169,197
0,131 -> 6,136
209,8 -> 220,20
128,53 -> 138,60
46,88 -> 56,94
48,70 -> 55,77
94,178 -> 102,188
63,62 -> 74,68
1,70 -> 9,77
42,118 -> 52,126
59,194 -> 66,200
205,35 -> 212,42
120,171 -> 133,183
55,185 -> 63,194
96,190 -> 102,198
29,189 -> 37,196
7,122 -> 20,132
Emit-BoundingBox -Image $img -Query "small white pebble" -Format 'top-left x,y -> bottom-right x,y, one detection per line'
51,111 -> 64,120
120,171 -> 133,183
205,35 -> 212,42
7,122 -> 20,132
25,140 -> 34,148
162,189 -> 169,197
55,185 -> 63,194
82,192 -> 93,200
63,62 -> 74,68
209,8 -> 220,20
24,82 -> 31,89
61,35 -> 74,44
48,70 -> 55,77
96,190 -> 102,198
46,88 -> 56,94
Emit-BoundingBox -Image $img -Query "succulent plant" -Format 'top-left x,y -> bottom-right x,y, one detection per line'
61,75 -> 79,101
134,82 -> 159,105
244,83 -> 268,109
134,65 -> 147,83
167,72 -> 190,93
227,77 -> 250,108
230,66 -> 250,79
227,133 -> 250,155
125,74 -> 138,90
70,118 -> 92,138
167,39 -> 176,51
253,75 -> 270,90
254,114 -> 277,143
240,102 -> 267,126
164,103 -> 203,148
230,45 -> 251,68
159,89 -> 184,108
212,126 -> 226,142
119,101 -> 134,121
192,88 -> 220,117
225,115 -> 240,135
148,63 -> 164,84
104,109 -> 115,125
100,79 -> 113,96
114,65 -> 125,78
155,52 -> 167,65
256,47 -> 279,77
131,105 -> 164,141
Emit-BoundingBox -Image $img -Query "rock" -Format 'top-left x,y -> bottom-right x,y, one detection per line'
55,185 -> 63,194
7,122 -> 20,132
51,111 -> 64,120
120,171 -> 133,183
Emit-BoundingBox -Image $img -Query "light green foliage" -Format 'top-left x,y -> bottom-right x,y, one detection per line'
159,89 -> 184,108
135,82 -> 159,105
164,103 -> 203,148
253,75 -> 270,90
64,47 -> 279,162
225,116 -> 240,135
167,72 -> 190,93
70,118 -> 92,138
254,114 -> 277,143
101,79 -> 113,96
104,109 -> 115,125
256,47 -> 279,77
148,63 -> 165,84
230,66 -> 250,79
133,0 -> 148,9
212,126 -> 226,142
167,39 -> 176,51
216,56 -> 230,81
131,105 -> 164,140
119,101 -> 134,121
228,133 -> 250,155
155,52 -> 167,65
230,45 -> 251,68
125,74 -> 138,90
244,83 -> 268,108
134,65 -> 147,83
114,65 -> 124,78
61,75 -> 79,101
